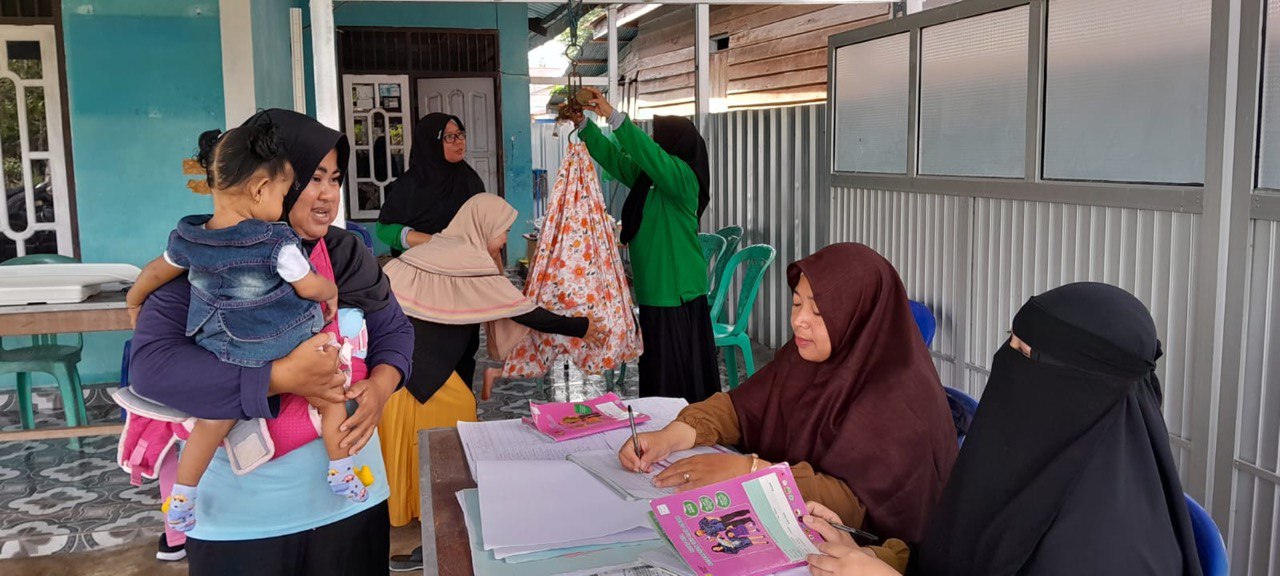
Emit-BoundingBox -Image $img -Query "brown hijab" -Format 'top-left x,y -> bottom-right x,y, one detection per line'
728,243 -> 957,541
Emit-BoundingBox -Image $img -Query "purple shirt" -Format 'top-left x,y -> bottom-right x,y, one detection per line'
129,277 -> 413,419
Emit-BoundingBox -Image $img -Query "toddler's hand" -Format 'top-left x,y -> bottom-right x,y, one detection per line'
324,296 -> 338,322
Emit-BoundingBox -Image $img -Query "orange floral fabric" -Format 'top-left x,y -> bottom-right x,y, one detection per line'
503,143 -> 642,377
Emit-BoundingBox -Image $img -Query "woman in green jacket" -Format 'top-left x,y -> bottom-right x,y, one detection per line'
571,88 -> 719,402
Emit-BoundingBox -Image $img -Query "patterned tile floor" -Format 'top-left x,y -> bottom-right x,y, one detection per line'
0,341 -> 775,562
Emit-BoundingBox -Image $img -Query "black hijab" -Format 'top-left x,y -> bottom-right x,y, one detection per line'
619,116 -> 710,245
378,113 -> 485,235
910,283 -> 1201,576
242,108 -> 391,313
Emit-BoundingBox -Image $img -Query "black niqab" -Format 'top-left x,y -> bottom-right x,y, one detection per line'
910,282 -> 1201,576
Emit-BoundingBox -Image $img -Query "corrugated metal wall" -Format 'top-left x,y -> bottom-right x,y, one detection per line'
966,199 -> 1200,475
830,187 -> 966,388
1231,218 -> 1280,574
701,105 -> 829,349
829,191 -> 1200,480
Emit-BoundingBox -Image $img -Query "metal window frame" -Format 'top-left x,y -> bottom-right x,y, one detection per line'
827,0 -> 1208,215
1250,0 -> 1280,221
826,0 -> 1262,534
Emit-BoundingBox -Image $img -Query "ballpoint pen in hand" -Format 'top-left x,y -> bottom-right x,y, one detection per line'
827,521 -> 879,543
628,406 -> 644,460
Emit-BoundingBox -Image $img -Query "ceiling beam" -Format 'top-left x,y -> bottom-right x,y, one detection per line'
591,3 -> 660,38
528,17 -> 548,36
529,3 -> 570,38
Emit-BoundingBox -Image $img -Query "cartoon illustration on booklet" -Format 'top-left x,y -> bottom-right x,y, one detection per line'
648,464 -> 823,576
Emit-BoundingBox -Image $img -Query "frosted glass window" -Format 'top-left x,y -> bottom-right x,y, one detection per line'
1043,0 -> 1211,184
1258,0 -> 1280,188
833,33 -> 910,174
919,6 -> 1029,178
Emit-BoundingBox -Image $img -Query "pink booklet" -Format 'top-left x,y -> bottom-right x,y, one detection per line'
648,464 -> 824,576
521,392 -> 650,442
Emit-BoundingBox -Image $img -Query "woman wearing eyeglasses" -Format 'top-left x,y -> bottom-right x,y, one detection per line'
373,114 -> 487,565
377,113 -> 483,256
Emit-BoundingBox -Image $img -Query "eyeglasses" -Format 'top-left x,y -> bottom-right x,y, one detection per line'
442,132 -> 467,144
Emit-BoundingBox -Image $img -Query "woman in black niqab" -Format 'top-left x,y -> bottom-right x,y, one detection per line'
909,282 -> 1202,576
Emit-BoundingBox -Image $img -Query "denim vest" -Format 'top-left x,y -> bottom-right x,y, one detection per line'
166,215 -> 323,367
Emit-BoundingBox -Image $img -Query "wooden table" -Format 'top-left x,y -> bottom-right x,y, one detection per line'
419,427 -> 477,576
0,290 -> 131,337
0,290 -> 129,441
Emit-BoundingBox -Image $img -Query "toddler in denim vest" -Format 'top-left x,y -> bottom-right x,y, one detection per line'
126,125 -> 371,532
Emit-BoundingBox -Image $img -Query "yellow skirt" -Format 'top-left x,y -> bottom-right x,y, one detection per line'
378,372 -> 478,527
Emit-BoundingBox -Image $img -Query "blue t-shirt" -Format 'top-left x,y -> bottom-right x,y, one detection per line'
187,432 -> 389,540
185,309 -> 390,541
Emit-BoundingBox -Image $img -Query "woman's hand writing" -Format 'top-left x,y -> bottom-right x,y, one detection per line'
617,421 -> 697,473
653,453 -> 758,489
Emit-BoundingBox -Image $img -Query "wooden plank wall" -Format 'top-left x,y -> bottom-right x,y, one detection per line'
618,3 -> 891,118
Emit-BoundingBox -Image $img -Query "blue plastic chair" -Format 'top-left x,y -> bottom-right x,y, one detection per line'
944,387 -> 978,446
345,221 -> 374,253
909,300 -> 936,348
1185,494 -> 1228,576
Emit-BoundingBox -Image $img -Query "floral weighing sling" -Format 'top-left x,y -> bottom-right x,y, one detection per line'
503,143 -> 642,377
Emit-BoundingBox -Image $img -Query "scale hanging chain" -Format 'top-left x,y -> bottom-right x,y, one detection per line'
563,0 -> 582,84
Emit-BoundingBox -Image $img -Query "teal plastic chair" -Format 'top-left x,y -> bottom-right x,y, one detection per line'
0,254 -> 89,447
710,226 -> 742,300
698,233 -> 726,292
709,244 -> 775,390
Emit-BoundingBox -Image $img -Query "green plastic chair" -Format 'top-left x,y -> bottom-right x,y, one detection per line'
0,254 -> 89,447
698,233 -> 726,291
710,226 -> 742,306
708,244 -> 775,390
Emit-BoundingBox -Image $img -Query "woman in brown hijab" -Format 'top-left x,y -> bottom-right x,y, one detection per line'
618,243 -> 957,541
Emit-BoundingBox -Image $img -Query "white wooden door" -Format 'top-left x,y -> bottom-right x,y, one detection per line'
416,78 -> 498,194
342,74 -> 412,220
0,25 -> 71,260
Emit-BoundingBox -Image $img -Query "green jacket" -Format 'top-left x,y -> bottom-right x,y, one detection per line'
579,117 -> 708,307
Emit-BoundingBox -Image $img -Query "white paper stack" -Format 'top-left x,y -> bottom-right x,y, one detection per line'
476,460 -> 659,562
454,396 -> 691,568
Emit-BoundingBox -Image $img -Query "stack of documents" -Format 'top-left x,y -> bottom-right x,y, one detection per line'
454,396 -> 691,572
475,460 -> 657,562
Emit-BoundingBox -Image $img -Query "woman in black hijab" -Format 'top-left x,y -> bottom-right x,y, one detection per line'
243,109 -> 392,313
803,282 -> 1202,576
376,113 -> 485,254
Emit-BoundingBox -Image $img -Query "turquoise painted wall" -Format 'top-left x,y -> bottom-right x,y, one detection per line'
4,0 -> 226,390
253,0 -> 295,110
297,2 -> 534,262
